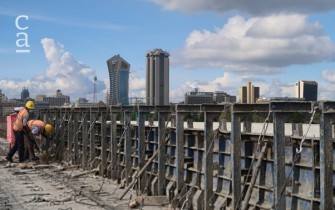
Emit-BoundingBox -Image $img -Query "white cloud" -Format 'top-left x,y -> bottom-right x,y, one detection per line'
174,14 -> 335,74
150,0 -> 335,15
321,70 -> 335,83
0,38 -> 105,101
319,70 -> 335,99
129,74 -> 146,91
257,79 -> 295,98
318,83 -> 335,100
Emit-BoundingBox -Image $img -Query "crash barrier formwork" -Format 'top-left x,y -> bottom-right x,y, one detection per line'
38,101 -> 335,210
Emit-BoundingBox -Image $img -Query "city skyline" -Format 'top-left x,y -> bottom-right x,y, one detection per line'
1,1 -> 335,102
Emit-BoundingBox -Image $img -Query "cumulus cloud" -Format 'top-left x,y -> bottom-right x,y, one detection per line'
150,0 -> 335,15
174,14 -> 335,74
257,79 -> 295,98
129,74 -> 146,91
319,70 -> 335,99
318,88 -> 335,100
321,70 -> 335,83
0,38 -> 105,101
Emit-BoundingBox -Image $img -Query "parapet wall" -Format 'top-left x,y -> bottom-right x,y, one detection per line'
39,101 -> 335,210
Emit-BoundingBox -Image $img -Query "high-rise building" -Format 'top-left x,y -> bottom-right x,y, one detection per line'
295,80 -> 318,101
146,48 -> 170,105
107,55 -> 130,105
239,82 -> 260,103
21,87 -> 29,100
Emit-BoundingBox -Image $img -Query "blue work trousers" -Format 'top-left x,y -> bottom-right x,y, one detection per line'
8,130 -> 25,162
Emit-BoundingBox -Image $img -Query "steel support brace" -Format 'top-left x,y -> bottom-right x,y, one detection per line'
273,112 -> 287,210
73,111 -> 79,164
231,111 -> 242,210
52,110 -> 61,156
175,105 -> 201,194
89,109 -> 97,169
319,101 -> 335,209
291,141 -> 299,210
123,109 -> 132,186
231,103 -> 270,209
137,111 -> 145,169
136,105 -> 155,192
176,111 -> 185,193
202,104 -> 226,210
67,110 -> 74,162
156,106 -> 171,196
110,106 -> 122,180
110,109 -> 118,180
203,112 -> 215,210
100,109 -> 107,177
270,101 -> 312,210
82,111 -> 88,170
137,105 -> 155,169
58,110 -> 66,160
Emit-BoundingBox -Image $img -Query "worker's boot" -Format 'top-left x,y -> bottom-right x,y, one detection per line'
5,156 -> 13,162
31,156 -> 40,161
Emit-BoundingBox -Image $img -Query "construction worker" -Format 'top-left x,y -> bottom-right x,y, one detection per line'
6,100 -> 35,162
24,120 -> 53,161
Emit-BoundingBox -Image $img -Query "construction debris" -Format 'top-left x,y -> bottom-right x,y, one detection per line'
128,196 -> 170,208
70,168 -> 99,178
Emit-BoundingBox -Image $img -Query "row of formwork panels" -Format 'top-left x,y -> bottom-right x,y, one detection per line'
39,101 -> 335,210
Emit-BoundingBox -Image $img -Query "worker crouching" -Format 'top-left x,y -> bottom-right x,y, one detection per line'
25,120 -> 53,161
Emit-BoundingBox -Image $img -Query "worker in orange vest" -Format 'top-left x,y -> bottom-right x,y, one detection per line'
6,100 -> 35,162
25,120 -> 53,161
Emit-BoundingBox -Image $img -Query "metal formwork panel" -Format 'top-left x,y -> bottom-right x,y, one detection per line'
175,104 -> 201,196
319,101 -> 335,209
36,101 -> 335,210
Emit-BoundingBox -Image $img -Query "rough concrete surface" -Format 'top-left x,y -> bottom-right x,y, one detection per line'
0,138 -> 170,210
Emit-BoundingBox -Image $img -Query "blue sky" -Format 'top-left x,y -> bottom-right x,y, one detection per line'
1,0 -> 335,102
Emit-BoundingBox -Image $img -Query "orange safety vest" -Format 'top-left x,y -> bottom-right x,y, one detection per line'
27,120 -> 45,135
13,108 -> 29,131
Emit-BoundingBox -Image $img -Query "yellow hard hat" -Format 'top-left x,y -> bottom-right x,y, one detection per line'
25,100 -> 35,110
44,124 -> 53,135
